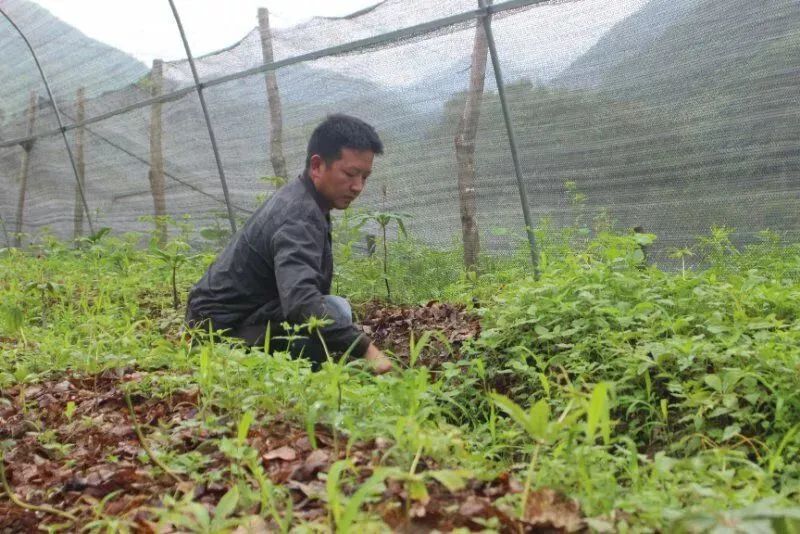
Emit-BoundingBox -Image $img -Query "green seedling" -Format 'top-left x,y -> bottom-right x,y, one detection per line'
149,239 -> 193,309
64,401 -> 76,421
24,279 -> 62,324
154,487 -> 242,533
326,460 -> 392,531
353,210 -> 409,301
669,246 -> 695,277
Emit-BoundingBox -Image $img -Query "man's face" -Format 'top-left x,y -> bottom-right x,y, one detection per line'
309,148 -> 374,210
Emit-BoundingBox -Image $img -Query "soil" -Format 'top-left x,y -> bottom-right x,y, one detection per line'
0,302 -> 584,532
357,300 -> 482,368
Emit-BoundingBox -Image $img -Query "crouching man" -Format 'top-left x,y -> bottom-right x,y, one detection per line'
186,114 -> 392,374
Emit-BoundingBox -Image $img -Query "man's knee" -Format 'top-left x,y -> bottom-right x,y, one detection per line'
323,295 -> 353,327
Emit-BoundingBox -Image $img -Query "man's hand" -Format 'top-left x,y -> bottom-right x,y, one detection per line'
364,343 -> 392,375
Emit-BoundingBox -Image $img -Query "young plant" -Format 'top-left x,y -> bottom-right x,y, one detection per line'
82,491 -> 135,534
669,246 -> 695,277
24,279 -> 62,325
352,210 -> 409,301
75,227 -> 112,251
154,487 -> 242,533
325,460 -> 392,531
149,239 -> 193,309
491,393 -> 563,519
1,303 -> 26,346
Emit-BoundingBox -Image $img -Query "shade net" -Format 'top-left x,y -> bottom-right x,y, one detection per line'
1,0 -> 798,263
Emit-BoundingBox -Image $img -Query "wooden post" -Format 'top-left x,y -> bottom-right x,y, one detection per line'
148,59 -> 167,246
73,87 -> 86,242
454,9 -> 490,271
14,90 -> 37,247
258,7 -> 288,179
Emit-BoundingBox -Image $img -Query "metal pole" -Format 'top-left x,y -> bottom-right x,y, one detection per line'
0,7 -> 96,236
167,0 -> 237,234
477,0 -> 539,277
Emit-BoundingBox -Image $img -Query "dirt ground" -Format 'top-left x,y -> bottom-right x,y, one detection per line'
0,303 -> 583,532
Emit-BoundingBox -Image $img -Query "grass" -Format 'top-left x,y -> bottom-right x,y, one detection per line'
1,223 -> 800,532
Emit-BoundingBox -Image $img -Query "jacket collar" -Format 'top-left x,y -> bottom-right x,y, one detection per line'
299,170 -> 332,213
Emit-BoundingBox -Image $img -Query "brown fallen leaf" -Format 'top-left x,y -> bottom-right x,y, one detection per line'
23,386 -> 43,399
285,479 -> 326,500
410,501 -> 427,518
293,436 -> 313,453
263,445 -> 297,462
14,463 -> 40,485
523,488 -> 583,532
459,496 -> 488,517
232,516 -> 270,534
290,448 -> 330,482
52,380 -> 73,393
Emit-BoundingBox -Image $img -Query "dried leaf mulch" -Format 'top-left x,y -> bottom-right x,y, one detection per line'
0,368 -> 584,532
357,300 -> 482,367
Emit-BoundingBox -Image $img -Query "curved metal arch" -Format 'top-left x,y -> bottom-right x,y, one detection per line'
167,0 -> 238,234
0,6 -> 96,236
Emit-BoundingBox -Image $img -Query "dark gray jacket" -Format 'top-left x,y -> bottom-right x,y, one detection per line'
186,172 -> 371,357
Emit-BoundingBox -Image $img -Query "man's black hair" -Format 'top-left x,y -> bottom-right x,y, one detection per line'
305,114 -> 383,170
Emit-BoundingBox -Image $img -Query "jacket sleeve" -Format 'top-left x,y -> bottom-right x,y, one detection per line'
271,214 -> 371,357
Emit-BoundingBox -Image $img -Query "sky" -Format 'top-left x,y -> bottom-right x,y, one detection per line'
32,0 -> 379,63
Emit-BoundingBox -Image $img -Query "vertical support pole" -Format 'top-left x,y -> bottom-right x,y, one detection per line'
167,0 -> 237,234
149,60 -> 168,247
477,0 -> 539,277
14,91 -> 37,247
258,7 -> 288,180
0,7 -> 95,237
73,87 -> 86,242
454,5 -> 490,271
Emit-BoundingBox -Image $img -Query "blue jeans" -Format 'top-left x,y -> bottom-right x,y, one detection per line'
233,295 -> 354,370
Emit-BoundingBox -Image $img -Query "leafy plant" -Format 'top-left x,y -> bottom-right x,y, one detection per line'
24,279 -> 62,324
326,460 -> 392,531
149,239 -> 193,309
1,225 -> 800,532
154,487 -> 242,533
352,210 -> 409,301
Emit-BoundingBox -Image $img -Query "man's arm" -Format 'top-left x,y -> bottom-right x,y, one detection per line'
271,214 -> 371,357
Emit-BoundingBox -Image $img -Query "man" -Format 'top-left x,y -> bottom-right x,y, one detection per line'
186,114 -> 392,374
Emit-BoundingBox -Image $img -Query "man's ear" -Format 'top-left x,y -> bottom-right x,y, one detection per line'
309,154 -> 324,180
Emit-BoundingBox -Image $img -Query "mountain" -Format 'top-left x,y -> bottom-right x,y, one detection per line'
553,0 -> 702,91
0,0 -> 148,125
410,0 -> 800,248
555,0 -> 800,103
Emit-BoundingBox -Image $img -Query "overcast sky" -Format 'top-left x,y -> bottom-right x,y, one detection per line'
32,0 -> 378,63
